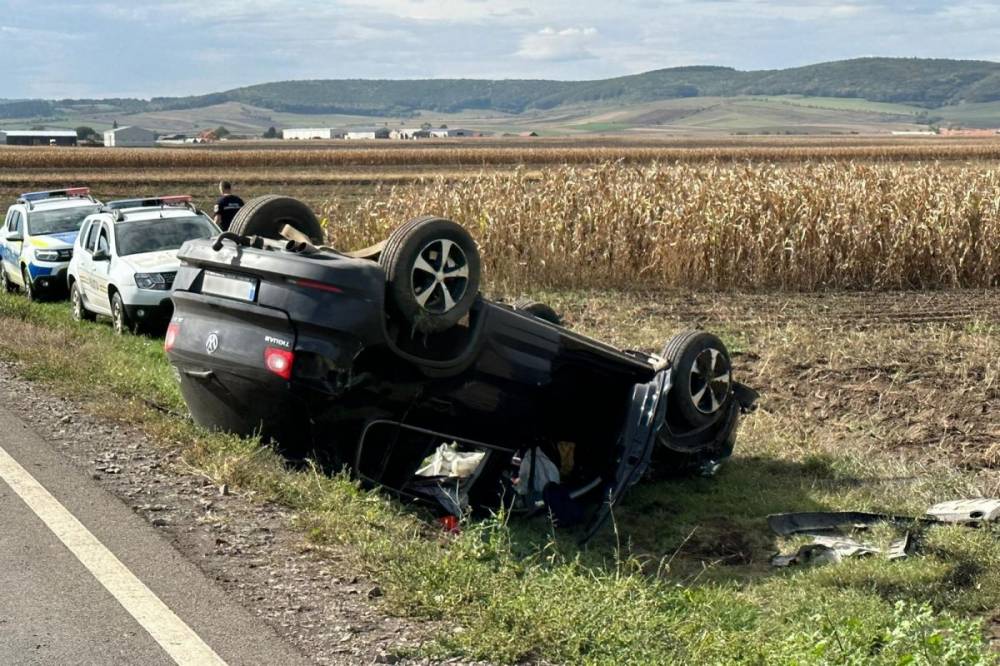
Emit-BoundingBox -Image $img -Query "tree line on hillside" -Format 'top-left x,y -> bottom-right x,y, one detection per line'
6,58 -> 1000,121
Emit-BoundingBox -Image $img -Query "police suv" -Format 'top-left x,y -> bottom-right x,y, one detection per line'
67,196 -> 219,334
0,188 -> 102,300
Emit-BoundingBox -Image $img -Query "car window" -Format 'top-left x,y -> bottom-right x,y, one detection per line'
97,224 -> 110,255
25,205 -> 100,236
10,211 -> 22,234
114,215 -> 217,256
86,220 -> 100,252
3,209 -> 11,231
79,221 -> 91,247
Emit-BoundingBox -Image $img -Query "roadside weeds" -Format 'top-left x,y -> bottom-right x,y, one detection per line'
0,290 -> 997,664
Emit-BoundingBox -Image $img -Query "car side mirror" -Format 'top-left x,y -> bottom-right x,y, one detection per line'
92,249 -> 110,261
6,231 -> 23,242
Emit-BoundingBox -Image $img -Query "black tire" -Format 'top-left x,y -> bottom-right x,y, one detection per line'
0,265 -> 14,293
110,291 -> 129,335
514,299 -> 561,325
228,195 -> 324,244
21,267 -> 35,302
379,216 -> 481,333
70,282 -> 96,322
663,330 -> 733,429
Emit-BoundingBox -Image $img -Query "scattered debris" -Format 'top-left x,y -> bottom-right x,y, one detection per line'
767,510 -> 920,537
415,442 -> 485,479
772,536 -> 880,567
926,499 -> 1000,524
886,533 -> 913,561
769,499 -> 999,568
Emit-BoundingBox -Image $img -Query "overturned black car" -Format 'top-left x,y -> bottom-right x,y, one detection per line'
165,196 -> 756,535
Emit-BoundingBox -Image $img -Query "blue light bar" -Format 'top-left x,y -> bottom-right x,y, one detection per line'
105,195 -> 193,211
18,187 -> 91,203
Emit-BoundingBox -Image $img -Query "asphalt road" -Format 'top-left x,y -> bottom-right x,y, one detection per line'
0,404 -> 310,665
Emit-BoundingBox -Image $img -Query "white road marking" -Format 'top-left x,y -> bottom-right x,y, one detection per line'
0,444 -> 227,666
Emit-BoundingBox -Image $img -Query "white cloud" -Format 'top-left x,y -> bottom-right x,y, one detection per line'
4,0 -> 1000,97
516,27 -> 599,61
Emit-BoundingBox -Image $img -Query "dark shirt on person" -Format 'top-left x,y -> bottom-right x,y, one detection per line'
214,194 -> 245,231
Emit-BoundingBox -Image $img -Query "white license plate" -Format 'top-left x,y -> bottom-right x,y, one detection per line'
202,271 -> 257,302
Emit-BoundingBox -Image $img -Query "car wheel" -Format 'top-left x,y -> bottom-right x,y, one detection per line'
110,292 -> 129,335
71,282 -> 96,322
228,195 -> 324,244
514,299 -> 561,325
21,267 -> 35,302
380,216 -> 481,333
663,330 -> 733,428
0,266 -> 14,293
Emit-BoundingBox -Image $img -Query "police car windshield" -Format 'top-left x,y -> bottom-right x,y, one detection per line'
27,205 -> 101,236
115,215 -> 217,256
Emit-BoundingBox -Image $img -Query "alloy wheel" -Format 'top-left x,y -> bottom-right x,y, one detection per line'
689,347 -> 732,415
410,238 -> 470,314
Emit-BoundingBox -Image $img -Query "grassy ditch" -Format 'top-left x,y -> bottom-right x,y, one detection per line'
0,289 -> 997,664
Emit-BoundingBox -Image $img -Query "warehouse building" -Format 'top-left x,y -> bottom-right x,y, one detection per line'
3,130 -> 78,146
390,128 -> 431,140
283,128 -> 346,140
431,128 -> 475,138
345,128 -> 390,140
104,126 -> 156,147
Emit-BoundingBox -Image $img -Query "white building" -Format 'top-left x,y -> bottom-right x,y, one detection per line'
3,130 -> 78,146
104,126 -> 156,147
282,128 -> 345,140
431,128 -> 474,138
156,133 -> 188,144
0,131 -> 6,145
345,128 -> 390,140
391,128 -> 432,140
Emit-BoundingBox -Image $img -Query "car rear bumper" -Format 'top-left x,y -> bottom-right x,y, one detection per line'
173,359 -> 307,440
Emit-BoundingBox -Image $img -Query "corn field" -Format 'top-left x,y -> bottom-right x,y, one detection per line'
5,140 -> 1000,168
323,161 -> 1000,291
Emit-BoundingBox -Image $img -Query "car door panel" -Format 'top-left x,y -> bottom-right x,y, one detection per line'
86,222 -> 113,314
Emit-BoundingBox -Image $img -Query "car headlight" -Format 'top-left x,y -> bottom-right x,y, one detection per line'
134,273 -> 171,290
35,249 -> 72,262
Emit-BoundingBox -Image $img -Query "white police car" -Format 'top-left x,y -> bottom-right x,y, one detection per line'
67,196 -> 219,334
0,188 -> 102,300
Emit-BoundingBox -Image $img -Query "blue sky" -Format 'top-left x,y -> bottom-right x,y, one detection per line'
2,1 -> 999,99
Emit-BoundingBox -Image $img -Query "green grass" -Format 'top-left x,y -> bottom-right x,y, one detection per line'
0,290 -> 996,665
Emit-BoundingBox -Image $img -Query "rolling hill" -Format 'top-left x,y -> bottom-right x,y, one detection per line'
5,57 -> 1000,135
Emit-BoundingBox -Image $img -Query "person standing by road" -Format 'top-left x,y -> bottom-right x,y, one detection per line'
213,181 -> 244,232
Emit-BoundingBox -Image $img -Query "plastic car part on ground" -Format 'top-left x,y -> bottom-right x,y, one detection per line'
925,498 -> 1000,524
772,535 -> 883,567
768,499 -> 999,567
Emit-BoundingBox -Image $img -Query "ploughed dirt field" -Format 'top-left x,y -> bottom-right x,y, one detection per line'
0,284 -> 997,662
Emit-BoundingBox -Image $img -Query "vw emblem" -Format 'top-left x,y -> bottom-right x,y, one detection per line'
205,332 -> 219,354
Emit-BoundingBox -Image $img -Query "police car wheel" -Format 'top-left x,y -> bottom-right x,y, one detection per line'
111,292 -> 129,335
0,267 -> 14,293
21,267 -> 35,302
71,283 -> 95,322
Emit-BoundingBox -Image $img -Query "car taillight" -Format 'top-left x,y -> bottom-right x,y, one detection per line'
164,323 -> 180,352
264,346 -> 294,380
